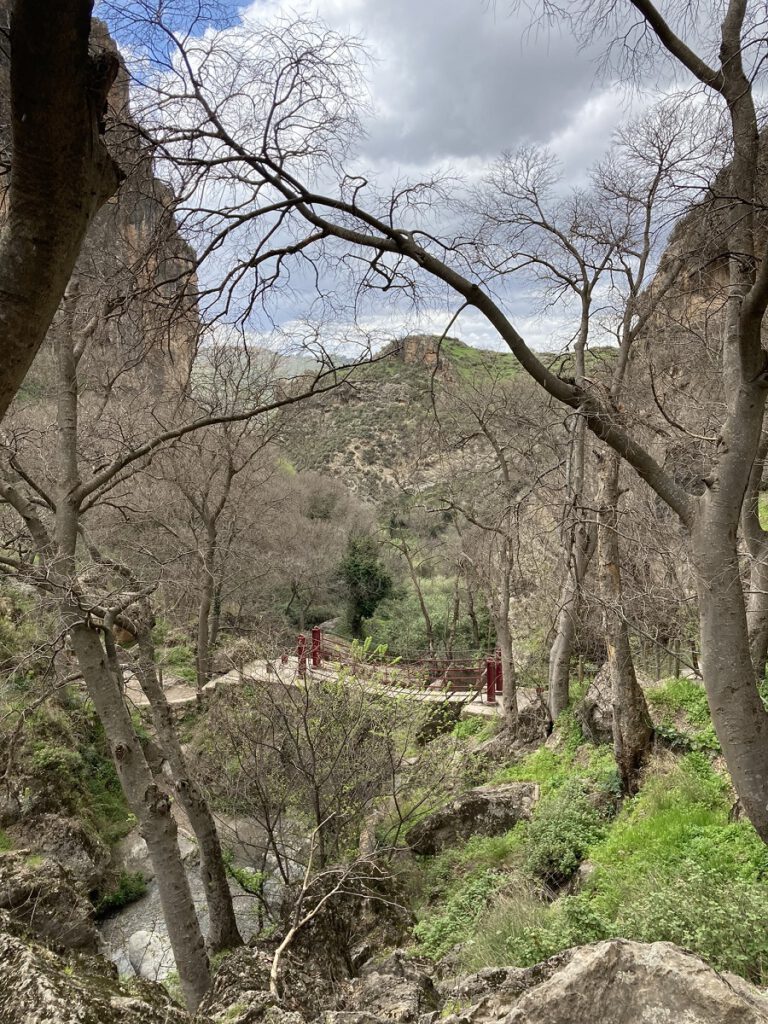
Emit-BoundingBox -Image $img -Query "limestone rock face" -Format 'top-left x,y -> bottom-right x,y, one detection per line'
0,851 -> 98,952
0,927 -> 190,1024
405,783 -> 539,855
8,814 -> 110,891
440,940 -> 768,1024
341,952 -> 439,1023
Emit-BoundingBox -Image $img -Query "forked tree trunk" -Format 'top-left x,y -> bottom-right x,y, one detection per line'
597,452 -> 653,792
133,620 -> 243,953
68,621 -> 210,1010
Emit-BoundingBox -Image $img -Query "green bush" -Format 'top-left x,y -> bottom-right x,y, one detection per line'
95,871 -> 148,916
0,830 -> 11,852
414,869 -> 504,959
524,780 -> 610,885
161,644 -> 197,683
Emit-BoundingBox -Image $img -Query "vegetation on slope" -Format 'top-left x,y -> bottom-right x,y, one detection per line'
411,685 -> 768,984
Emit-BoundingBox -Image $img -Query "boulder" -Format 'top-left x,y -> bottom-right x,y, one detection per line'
342,952 -> 439,1023
405,783 -> 539,855
440,940 -> 768,1024
127,928 -> 175,981
112,826 -> 196,883
574,666 -> 613,745
8,814 -> 110,891
514,698 -> 551,747
197,946 -> 287,1023
112,829 -> 154,881
0,927 -> 190,1024
0,850 -> 98,952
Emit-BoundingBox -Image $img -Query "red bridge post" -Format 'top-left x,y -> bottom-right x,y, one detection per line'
297,634 -> 307,677
311,627 -> 322,668
485,658 -> 497,705
495,649 -> 503,694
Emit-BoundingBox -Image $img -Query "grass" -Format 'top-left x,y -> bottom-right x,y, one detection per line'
647,677 -> 720,752
457,752 -> 768,984
160,643 -> 197,684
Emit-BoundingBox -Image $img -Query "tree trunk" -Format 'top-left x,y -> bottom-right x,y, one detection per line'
692,512 -> 768,841
68,621 -> 210,1010
597,452 -> 653,792
548,521 -> 596,719
0,1 -> 121,420
742,430 -> 768,680
196,522 -> 217,702
133,621 -> 243,953
746,553 -> 768,681
209,582 -> 223,651
496,551 -> 518,733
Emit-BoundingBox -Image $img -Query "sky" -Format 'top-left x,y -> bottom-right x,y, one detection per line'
101,0 -> 666,352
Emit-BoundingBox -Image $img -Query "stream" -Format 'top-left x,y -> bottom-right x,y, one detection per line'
98,815 -> 305,981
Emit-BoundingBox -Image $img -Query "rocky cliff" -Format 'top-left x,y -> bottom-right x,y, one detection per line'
0,9 -> 198,392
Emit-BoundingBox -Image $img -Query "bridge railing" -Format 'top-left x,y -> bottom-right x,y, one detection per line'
297,628 -> 504,702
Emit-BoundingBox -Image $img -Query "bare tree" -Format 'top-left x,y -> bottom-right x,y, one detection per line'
109,0 -> 768,831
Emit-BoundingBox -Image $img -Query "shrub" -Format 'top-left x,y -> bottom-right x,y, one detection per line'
414,869 -> 504,959
462,754 -> 768,984
524,780 -> 610,886
95,871 -> 148,916
647,678 -> 720,752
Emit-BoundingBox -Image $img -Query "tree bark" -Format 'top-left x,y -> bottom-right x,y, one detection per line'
742,430 -> 768,680
597,451 -> 653,792
496,541 -> 518,733
0,0 -> 121,420
548,518 -> 596,719
693,517 -> 768,838
195,520 -> 217,702
133,618 -> 243,953
68,621 -> 210,1010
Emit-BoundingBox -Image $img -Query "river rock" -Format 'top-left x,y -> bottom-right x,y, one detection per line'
342,952 -> 438,1022
404,783 -> 539,855
440,940 -> 768,1024
112,826 -> 197,882
0,926 -> 190,1024
127,928 -> 175,980
8,814 -> 110,891
0,850 -> 98,952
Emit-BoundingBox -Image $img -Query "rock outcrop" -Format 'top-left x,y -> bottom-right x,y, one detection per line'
7,814 -> 110,892
439,940 -> 768,1024
341,952 -> 439,1023
405,783 -> 539,855
573,665 -> 614,746
0,922 -> 188,1024
0,851 -> 98,953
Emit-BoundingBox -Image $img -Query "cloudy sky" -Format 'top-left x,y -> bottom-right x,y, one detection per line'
103,0 -> 672,352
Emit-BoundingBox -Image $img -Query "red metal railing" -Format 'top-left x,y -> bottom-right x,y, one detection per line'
297,628 -> 502,700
